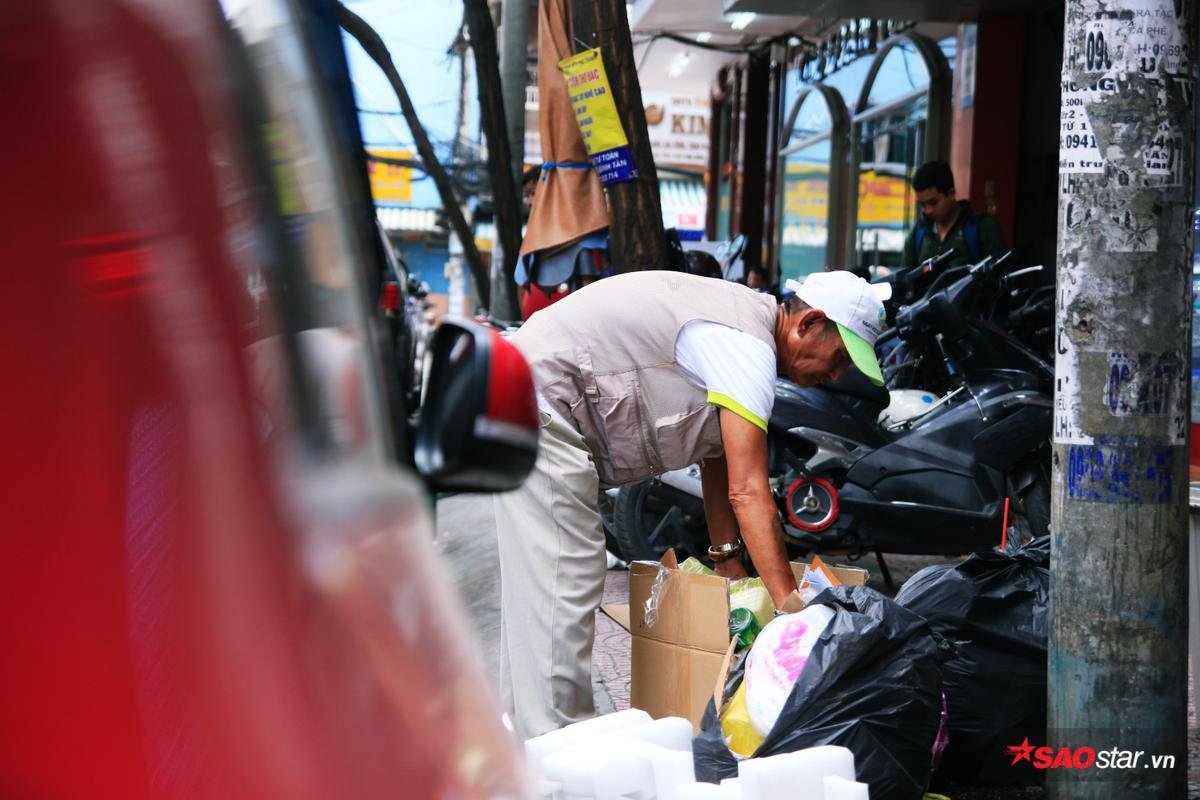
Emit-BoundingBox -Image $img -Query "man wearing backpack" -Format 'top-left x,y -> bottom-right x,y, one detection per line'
900,160 -> 1006,268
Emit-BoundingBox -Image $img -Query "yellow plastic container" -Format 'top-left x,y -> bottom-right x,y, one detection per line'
720,680 -> 764,758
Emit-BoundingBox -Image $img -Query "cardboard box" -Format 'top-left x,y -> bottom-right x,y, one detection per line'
601,550 -> 868,730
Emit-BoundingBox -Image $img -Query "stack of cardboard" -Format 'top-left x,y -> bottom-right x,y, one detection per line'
601,550 -> 867,730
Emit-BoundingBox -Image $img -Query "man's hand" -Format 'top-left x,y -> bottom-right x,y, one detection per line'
712,558 -> 749,582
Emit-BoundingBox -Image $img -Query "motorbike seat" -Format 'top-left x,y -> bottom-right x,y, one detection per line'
822,366 -> 890,410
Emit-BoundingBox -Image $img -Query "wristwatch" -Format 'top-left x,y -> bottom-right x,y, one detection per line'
707,541 -> 744,563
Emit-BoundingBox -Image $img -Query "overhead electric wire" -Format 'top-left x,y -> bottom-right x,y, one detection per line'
632,29 -> 817,57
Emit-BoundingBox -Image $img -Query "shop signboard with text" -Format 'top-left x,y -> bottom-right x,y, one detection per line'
366,148 -> 413,204
641,90 -> 709,170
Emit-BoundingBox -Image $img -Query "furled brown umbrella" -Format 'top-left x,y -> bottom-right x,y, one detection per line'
519,0 -> 610,257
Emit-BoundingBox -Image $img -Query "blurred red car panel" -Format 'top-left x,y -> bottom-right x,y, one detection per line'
0,1 -> 532,798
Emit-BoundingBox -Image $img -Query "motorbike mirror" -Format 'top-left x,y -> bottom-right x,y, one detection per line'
721,234 -> 747,265
414,319 -> 538,493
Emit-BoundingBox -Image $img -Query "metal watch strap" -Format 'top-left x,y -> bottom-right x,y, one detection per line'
707,541 -> 744,563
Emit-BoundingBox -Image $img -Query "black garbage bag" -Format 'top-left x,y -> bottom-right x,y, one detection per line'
894,536 -> 1050,782
693,586 -> 947,800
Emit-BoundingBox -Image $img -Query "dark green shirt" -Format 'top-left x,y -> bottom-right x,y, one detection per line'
900,201 -> 1007,268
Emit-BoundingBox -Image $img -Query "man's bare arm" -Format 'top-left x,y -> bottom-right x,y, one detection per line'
700,453 -> 749,581
715,408 -> 797,606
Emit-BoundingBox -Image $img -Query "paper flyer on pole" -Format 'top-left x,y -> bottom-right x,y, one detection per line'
557,48 -> 637,186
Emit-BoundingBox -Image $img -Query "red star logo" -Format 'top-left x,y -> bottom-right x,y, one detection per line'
1007,736 -> 1035,766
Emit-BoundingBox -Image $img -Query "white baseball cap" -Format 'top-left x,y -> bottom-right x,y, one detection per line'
784,272 -> 891,386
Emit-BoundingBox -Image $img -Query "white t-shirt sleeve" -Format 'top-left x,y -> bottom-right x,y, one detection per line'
674,320 -> 776,432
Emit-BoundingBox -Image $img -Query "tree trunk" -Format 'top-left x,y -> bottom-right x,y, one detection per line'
566,0 -> 669,272
1048,2 -> 1195,797
464,0 -> 521,319
499,0 -> 529,182
336,2 -> 490,304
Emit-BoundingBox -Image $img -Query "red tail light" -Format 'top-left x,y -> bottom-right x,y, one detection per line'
379,281 -> 400,314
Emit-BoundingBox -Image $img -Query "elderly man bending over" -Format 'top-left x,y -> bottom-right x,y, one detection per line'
494,269 -> 889,739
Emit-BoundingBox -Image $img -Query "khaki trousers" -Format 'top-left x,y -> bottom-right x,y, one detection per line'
493,411 -> 606,740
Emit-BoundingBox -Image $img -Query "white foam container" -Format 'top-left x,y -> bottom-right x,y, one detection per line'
648,747 -> 697,800
822,774 -> 870,799
541,736 -> 661,799
737,745 -> 856,800
616,717 -> 694,752
526,709 -> 654,769
675,781 -> 740,798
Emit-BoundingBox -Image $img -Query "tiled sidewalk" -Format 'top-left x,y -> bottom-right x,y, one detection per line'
592,567 -> 631,714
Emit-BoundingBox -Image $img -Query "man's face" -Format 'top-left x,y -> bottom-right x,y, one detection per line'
780,309 -> 853,387
916,186 -> 957,226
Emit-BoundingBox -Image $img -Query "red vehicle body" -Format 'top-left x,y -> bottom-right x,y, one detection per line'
1,1 -> 535,797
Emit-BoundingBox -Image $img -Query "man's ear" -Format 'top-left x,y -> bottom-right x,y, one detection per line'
798,307 -> 827,334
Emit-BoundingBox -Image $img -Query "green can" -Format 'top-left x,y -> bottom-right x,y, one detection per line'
729,606 -> 761,650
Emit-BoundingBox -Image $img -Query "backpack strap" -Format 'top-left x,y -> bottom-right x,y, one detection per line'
916,210 -> 982,262
964,212 -> 982,261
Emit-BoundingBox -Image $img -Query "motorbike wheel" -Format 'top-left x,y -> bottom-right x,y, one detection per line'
596,489 -> 626,561
612,480 -> 709,563
784,476 -> 839,531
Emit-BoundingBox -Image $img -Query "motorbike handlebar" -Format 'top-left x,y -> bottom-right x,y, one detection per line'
886,249 -> 960,311
919,249 -> 956,274
1000,264 -> 1044,284
895,253 -> 1007,342
877,251 -> 1032,345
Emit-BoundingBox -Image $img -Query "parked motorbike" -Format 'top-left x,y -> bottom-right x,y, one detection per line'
611,253 -> 1053,573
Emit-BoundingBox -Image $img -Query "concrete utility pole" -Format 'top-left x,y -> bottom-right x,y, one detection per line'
1050,1 -> 1194,797
499,0 -> 529,182
567,0 -> 671,271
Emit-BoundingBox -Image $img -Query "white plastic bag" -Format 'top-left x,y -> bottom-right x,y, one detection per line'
743,604 -> 836,737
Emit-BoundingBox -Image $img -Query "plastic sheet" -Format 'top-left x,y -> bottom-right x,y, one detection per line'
639,560 -> 674,629
743,606 -> 836,736
894,536 -> 1050,782
694,586 -> 948,800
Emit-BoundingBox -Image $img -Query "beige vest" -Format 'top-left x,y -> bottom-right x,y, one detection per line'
513,271 -> 778,487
